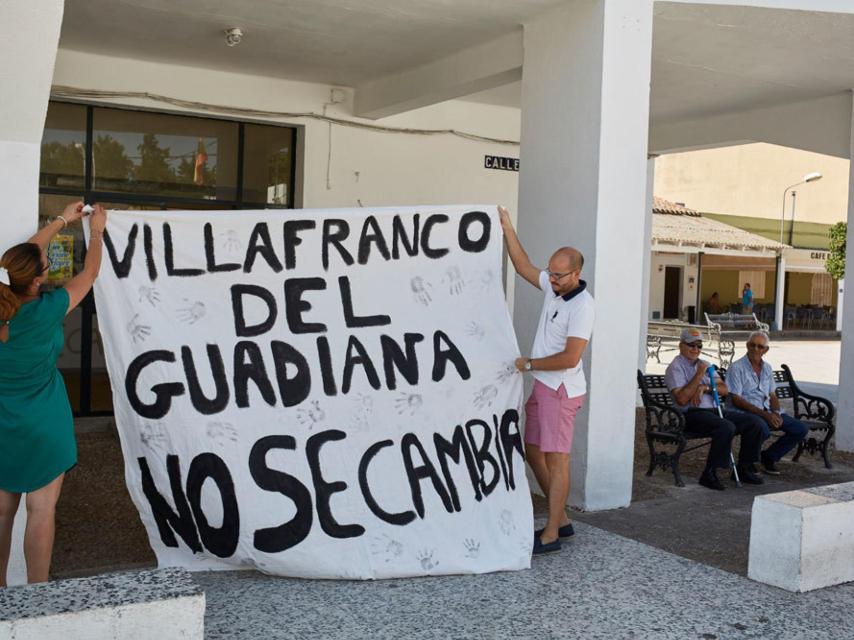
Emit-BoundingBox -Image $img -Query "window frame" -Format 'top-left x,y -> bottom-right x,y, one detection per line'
40,100 -> 300,416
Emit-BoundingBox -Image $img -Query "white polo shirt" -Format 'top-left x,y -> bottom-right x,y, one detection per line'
531,271 -> 595,397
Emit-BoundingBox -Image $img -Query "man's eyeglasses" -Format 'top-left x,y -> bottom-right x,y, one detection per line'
747,342 -> 769,351
548,271 -> 573,280
683,342 -> 703,350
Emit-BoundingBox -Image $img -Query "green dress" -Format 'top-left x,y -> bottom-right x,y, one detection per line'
0,288 -> 75,493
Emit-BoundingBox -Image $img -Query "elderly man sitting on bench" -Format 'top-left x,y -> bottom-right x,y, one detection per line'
725,331 -> 809,475
664,328 -> 765,490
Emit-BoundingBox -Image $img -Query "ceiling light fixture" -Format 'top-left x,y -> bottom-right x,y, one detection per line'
224,28 -> 243,47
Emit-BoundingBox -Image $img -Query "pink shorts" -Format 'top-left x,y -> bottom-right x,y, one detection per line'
524,380 -> 584,454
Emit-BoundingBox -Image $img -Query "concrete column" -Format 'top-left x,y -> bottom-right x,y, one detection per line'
638,157 -> 656,372
0,1 -> 63,248
837,98 -> 854,452
0,0 -> 64,586
517,0 -> 653,511
775,254 -> 786,331
837,278 -> 844,333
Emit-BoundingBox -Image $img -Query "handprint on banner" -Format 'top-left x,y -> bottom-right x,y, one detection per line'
410,276 -> 433,306
176,301 -> 206,324
127,314 -> 151,343
138,285 -> 161,308
464,321 -> 486,341
371,535 -> 404,563
351,393 -> 374,431
496,362 -> 518,384
139,422 -> 169,453
498,509 -> 516,537
473,384 -> 498,409
416,549 -> 438,571
297,400 -> 326,431
220,229 -> 242,254
206,421 -> 238,447
394,392 -> 423,416
444,266 -> 465,295
463,538 -> 481,559
473,269 -> 495,293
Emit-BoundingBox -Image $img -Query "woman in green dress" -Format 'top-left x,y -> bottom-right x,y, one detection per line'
0,202 -> 107,586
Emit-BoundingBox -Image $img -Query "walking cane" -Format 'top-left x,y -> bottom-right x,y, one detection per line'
707,365 -> 742,488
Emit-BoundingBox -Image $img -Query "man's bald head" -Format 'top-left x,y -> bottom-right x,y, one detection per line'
550,247 -> 584,272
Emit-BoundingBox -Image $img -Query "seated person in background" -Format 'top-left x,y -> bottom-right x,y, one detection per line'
706,292 -> 723,315
725,331 -> 808,475
664,328 -> 765,490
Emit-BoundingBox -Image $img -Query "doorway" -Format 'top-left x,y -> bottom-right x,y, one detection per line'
663,266 -> 681,319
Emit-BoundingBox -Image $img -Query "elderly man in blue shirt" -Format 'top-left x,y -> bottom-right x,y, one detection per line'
725,331 -> 809,474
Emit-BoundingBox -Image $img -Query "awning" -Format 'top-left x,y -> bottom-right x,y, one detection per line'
652,197 -> 786,254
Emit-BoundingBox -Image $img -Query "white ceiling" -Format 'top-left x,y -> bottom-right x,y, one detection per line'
464,3 -> 854,123
59,1 -> 854,124
59,0 -> 563,86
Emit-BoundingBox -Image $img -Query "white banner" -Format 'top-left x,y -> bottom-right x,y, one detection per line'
90,205 -> 531,579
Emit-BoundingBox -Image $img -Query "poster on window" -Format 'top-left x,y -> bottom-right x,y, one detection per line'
47,234 -> 74,284
87,205 -> 531,579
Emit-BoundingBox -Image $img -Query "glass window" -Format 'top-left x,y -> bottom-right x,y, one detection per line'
92,108 -> 239,200
242,124 -> 294,205
39,101 -> 300,416
40,103 -> 86,190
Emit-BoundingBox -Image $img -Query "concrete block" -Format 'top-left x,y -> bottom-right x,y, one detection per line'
0,568 -> 204,639
749,482 -> 854,592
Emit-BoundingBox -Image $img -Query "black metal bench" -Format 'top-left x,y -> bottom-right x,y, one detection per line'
637,364 -> 835,486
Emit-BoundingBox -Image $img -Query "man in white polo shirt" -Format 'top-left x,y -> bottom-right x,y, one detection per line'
499,207 -> 594,555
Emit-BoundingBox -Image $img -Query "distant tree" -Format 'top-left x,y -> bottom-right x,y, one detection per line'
134,133 -> 176,188
93,134 -> 133,183
40,141 -> 84,184
267,148 -> 291,204
826,222 -> 846,280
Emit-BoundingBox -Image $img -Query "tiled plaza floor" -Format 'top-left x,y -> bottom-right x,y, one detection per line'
196,520 -> 854,640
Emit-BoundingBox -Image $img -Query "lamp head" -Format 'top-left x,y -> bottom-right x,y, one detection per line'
804,172 -> 822,183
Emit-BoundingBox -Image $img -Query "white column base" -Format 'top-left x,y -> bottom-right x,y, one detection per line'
749,483 -> 854,592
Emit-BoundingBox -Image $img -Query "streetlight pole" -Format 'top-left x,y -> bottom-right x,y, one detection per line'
779,172 -> 822,246
775,171 -> 822,332
788,190 -> 797,246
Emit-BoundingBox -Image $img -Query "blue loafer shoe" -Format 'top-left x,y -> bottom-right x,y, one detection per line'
534,523 -> 575,540
532,537 -> 562,555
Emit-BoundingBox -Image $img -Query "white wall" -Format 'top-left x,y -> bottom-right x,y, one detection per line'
0,1 -> 64,249
52,49 -> 521,216
655,142 -> 849,225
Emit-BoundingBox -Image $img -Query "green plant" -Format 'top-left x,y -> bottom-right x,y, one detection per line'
826,222 -> 847,280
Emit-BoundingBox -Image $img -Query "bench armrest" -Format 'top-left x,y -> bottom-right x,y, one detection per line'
793,392 -> 835,424
643,400 -> 686,437
780,364 -> 835,424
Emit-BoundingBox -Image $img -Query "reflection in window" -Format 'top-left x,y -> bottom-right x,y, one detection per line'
92,108 -> 239,200
40,103 -> 86,190
243,124 -> 294,205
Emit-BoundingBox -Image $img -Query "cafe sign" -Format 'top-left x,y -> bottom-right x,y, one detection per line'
783,248 -> 831,273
